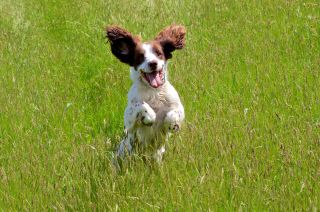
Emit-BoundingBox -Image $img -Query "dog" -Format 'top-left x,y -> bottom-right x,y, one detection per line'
106,24 -> 186,163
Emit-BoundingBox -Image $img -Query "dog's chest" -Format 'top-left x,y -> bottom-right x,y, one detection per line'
139,88 -> 169,113
129,82 -> 176,116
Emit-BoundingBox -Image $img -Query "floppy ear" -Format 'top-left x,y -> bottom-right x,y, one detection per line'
155,25 -> 186,59
106,26 -> 140,65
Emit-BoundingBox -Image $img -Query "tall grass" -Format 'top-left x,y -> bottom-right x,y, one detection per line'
0,0 -> 319,210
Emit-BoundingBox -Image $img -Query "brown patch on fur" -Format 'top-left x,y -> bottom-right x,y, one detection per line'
149,41 -> 165,60
106,25 -> 142,66
155,25 -> 186,59
106,25 -> 186,67
132,44 -> 145,69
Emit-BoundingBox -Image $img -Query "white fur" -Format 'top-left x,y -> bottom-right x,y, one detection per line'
115,45 -> 184,163
136,44 -> 165,73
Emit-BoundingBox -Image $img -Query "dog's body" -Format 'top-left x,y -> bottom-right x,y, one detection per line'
106,25 -> 186,162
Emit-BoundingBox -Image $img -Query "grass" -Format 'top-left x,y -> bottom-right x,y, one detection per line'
0,0 -> 319,210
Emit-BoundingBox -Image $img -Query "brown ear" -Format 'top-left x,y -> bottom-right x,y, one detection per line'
155,25 -> 186,59
106,26 -> 140,65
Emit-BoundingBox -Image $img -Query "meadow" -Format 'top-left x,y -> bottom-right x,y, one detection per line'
0,0 -> 319,210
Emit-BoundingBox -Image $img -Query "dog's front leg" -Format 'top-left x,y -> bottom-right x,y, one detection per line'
116,101 -> 156,158
164,104 -> 185,132
124,101 -> 156,131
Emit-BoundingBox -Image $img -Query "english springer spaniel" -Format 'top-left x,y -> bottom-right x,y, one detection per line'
106,24 -> 186,164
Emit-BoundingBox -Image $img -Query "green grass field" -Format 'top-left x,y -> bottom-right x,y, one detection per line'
1,0 -> 319,210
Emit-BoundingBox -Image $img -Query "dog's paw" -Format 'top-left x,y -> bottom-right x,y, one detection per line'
140,102 -> 156,126
164,110 -> 181,132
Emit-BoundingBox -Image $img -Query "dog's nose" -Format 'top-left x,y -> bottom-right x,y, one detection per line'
148,61 -> 158,70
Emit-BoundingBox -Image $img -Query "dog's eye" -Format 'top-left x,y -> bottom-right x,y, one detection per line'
155,51 -> 164,59
137,53 -> 145,61
154,50 -> 161,56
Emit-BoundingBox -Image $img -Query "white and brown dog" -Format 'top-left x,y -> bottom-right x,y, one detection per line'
106,25 -> 186,163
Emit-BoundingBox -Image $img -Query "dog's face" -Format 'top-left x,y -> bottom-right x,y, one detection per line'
106,25 -> 186,88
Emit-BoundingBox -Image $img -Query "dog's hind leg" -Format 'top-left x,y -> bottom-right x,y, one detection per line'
112,130 -> 135,171
116,130 -> 134,158
153,146 -> 166,163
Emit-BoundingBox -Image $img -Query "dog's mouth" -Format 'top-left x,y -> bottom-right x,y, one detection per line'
141,69 -> 164,88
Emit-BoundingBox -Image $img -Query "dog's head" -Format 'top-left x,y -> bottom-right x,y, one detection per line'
106,25 -> 186,88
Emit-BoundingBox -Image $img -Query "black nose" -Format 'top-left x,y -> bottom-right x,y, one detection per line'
148,61 -> 157,70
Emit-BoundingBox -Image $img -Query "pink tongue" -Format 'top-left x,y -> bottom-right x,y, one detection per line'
146,71 -> 162,88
